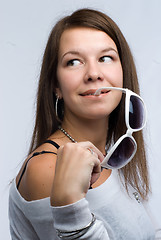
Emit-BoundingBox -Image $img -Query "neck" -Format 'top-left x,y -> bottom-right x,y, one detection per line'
61,116 -> 108,155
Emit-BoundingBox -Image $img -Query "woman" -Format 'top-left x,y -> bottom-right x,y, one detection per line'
9,8 -> 156,239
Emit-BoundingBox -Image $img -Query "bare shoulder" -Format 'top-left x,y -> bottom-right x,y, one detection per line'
17,142 -> 58,201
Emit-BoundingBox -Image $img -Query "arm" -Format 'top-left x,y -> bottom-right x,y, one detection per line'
51,198 -> 110,239
21,142 -> 111,239
50,141 -> 111,239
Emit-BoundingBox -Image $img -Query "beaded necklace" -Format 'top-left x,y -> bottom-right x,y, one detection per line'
58,126 -> 77,143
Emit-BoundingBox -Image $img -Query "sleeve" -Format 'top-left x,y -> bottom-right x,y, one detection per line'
51,198 -> 110,239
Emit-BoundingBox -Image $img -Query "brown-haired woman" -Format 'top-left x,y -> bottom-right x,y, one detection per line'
9,8 -> 156,239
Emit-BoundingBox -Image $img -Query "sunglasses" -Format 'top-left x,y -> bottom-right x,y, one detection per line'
94,87 -> 147,169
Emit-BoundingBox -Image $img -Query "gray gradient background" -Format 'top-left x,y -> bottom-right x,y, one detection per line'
1,0 -> 161,238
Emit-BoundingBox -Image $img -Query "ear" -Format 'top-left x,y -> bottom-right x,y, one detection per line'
55,87 -> 63,99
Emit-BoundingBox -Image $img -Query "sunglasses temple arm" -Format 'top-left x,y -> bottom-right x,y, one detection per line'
94,87 -> 127,96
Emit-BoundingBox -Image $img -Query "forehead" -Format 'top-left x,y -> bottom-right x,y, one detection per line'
58,27 -> 118,55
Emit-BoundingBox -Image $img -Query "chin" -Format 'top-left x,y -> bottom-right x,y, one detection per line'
82,111 -> 110,121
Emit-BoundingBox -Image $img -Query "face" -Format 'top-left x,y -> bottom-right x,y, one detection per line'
56,27 -> 123,121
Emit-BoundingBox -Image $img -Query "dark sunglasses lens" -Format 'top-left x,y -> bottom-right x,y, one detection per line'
108,137 -> 135,168
129,95 -> 144,129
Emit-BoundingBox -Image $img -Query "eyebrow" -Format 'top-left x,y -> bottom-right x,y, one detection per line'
61,51 -> 81,61
101,47 -> 118,54
61,47 -> 118,60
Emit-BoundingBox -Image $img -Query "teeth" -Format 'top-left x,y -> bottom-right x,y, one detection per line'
94,90 -> 108,96
83,90 -> 109,96
86,92 -> 107,96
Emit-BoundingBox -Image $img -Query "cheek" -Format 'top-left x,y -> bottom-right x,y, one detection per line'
57,69 -> 79,98
57,68 -> 70,94
108,64 -> 123,87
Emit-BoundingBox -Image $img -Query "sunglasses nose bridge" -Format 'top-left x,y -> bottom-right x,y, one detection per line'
126,128 -> 133,136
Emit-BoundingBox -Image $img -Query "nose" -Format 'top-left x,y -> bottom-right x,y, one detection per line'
84,61 -> 104,82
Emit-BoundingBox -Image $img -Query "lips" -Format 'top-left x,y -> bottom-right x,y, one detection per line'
80,89 -> 110,96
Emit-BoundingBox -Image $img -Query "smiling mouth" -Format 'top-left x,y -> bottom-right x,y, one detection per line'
80,89 -> 110,96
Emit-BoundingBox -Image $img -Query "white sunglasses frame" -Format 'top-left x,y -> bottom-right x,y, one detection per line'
94,87 -> 147,169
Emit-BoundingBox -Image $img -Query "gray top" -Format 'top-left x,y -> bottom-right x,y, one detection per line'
9,170 -> 155,239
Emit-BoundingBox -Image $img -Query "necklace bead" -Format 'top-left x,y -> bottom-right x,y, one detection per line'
58,126 -> 77,143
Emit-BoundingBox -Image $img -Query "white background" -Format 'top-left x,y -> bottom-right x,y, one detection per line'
1,0 -> 161,239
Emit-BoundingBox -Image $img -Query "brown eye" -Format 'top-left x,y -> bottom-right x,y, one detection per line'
67,59 -> 81,66
99,56 -> 112,63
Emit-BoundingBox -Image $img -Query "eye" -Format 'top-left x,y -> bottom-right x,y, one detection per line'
99,56 -> 112,63
67,59 -> 81,67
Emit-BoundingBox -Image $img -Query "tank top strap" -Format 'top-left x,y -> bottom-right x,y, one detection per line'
44,140 -> 60,149
17,140 -> 60,190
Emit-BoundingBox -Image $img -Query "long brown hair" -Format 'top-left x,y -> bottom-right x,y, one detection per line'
29,8 -> 150,200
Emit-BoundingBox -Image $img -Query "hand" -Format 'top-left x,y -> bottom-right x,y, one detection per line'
50,141 -> 104,206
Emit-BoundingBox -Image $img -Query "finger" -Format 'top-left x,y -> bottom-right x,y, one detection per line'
87,147 -> 94,155
76,141 -> 104,162
90,155 -> 101,186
